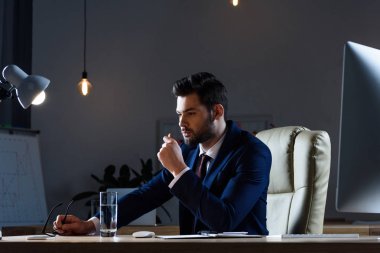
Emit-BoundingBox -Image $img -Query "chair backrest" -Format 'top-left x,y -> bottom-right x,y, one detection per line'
256,126 -> 331,235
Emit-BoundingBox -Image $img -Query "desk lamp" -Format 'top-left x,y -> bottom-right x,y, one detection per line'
0,65 -> 50,109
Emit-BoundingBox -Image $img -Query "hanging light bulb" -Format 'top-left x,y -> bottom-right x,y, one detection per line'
77,71 -> 92,96
78,0 -> 92,96
231,0 -> 239,7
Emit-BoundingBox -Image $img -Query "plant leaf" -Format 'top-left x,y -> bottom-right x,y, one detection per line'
91,174 -> 103,184
118,164 -> 131,187
131,168 -> 141,177
72,191 -> 98,201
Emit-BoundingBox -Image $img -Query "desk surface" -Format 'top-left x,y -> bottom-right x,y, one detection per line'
1,235 -> 380,253
4,222 -> 380,236
324,222 -> 380,236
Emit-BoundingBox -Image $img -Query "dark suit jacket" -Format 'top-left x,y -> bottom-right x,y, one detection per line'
117,120 -> 272,235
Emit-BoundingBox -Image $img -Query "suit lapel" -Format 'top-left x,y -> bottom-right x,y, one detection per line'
203,121 -> 240,188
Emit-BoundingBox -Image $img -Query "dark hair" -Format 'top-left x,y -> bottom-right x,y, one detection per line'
172,72 -> 228,120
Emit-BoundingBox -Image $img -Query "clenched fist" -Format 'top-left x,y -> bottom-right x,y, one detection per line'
157,134 -> 187,176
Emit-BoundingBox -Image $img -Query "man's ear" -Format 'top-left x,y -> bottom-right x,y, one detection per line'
212,104 -> 224,120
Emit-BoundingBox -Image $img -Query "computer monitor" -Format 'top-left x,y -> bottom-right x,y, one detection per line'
336,41 -> 380,214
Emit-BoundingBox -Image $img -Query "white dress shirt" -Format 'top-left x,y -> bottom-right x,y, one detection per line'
168,132 -> 226,188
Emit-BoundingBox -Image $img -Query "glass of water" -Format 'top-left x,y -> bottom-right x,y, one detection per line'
100,192 -> 118,237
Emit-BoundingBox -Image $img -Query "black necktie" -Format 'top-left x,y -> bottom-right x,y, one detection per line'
193,154 -> 211,234
196,154 -> 210,180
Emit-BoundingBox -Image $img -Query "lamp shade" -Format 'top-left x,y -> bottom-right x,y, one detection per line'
2,65 -> 50,109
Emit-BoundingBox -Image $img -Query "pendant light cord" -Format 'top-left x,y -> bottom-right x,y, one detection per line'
83,0 -> 87,73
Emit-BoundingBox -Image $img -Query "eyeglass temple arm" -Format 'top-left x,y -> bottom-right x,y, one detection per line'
62,200 -> 74,224
41,202 -> 64,234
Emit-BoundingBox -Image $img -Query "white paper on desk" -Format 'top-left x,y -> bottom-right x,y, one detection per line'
157,235 -> 208,239
157,234 -> 262,239
210,234 -> 262,238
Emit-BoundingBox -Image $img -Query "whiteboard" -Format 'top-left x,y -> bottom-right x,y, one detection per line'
0,129 -> 47,226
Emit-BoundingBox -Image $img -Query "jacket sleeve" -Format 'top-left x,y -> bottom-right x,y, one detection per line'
169,144 -> 271,232
117,168 -> 174,228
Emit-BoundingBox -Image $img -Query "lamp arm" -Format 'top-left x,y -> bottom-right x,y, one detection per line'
0,80 -> 16,101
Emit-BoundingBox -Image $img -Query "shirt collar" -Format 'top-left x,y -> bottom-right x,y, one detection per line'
199,131 -> 227,160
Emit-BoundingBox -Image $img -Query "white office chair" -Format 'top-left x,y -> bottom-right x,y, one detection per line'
257,126 -> 331,235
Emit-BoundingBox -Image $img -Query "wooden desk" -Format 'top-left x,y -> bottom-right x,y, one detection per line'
118,225 -> 179,235
1,225 -> 180,236
324,222 -> 380,236
1,235 -> 380,253
5,223 -> 380,236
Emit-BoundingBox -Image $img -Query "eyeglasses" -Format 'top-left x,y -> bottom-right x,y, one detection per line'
41,200 -> 75,237
41,202 -> 63,237
40,191 -> 98,237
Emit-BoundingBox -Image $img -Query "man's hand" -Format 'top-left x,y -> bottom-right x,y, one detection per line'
53,215 -> 95,236
157,133 -> 187,176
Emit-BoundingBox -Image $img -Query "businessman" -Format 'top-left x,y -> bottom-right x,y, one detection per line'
54,72 -> 272,235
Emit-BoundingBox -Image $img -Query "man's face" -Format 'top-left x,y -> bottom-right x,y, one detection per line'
176,93 -> 215,146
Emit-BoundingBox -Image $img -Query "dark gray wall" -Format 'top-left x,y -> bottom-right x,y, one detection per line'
32,0 -> 380,222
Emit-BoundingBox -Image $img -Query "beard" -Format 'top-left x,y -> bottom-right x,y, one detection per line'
183,114 -> 215,146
